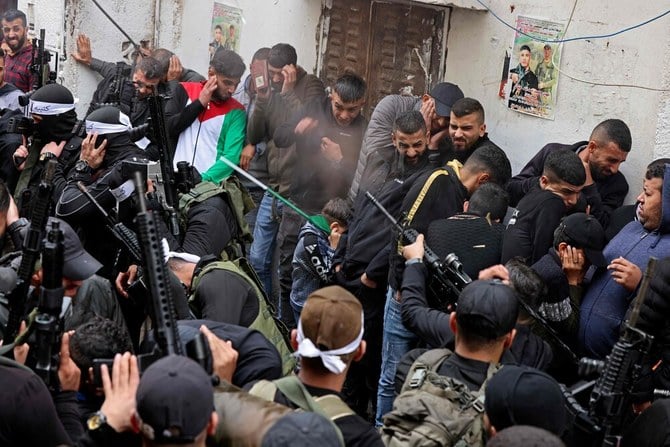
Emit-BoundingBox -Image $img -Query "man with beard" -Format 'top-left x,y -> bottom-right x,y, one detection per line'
332,110 -> 433,418
11,84 -> 82,212
579,161 -> 670,359
246,43 -> 324,320
349,82 -> 464,202
507,118 -> 632,227
446,97 -> 502,164
169,49 -> 246,183
2,10 -> 33,93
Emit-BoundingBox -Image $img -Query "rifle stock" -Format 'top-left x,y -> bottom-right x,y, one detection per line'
30,29 -> 55,91
4,160 -> 57,343
33,220 -> 64,388
133,171 -> 184,366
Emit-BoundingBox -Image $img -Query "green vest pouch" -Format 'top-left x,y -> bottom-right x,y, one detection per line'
249,376 -> 353,447
381,348 -> 501,447
178,178 -> 256,258
189,258 -> 296,376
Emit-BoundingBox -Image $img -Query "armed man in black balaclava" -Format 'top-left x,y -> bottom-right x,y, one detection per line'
12,84 -> 82,213
55,105 -> 147,279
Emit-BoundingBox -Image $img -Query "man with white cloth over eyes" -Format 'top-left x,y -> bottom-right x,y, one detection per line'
247,285 -> 383,447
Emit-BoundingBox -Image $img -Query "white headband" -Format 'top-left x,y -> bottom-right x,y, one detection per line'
295,313 -> 364,374
161,238 -> 201,265
85,111 -> 132,135
29,100 -> 76,115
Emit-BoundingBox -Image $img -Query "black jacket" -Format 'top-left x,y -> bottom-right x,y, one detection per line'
388,164 -> 468,291
0,361 -> 80,446
190,263 -> 260,328
179,320 -> 282,387
501,188 -> 567,265
274,96 -> 367,213
426,213 -> 504,279
333,151 -> 432,287
180,195 -> 239,258
507,141 -> 629,227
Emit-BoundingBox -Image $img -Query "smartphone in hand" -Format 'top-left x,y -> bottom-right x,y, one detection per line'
251,59 -> 269,92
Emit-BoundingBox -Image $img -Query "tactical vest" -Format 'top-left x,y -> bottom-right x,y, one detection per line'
178,178 -> 255,259
381,348 -> 500,447
189,257 -> 296,376
249,375 -> 353,447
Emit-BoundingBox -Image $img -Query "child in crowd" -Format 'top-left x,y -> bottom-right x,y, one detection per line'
290,198 -> 351,321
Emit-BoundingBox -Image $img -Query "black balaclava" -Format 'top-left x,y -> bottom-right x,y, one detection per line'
29,84 -> 78,142
85,106 -> 144,167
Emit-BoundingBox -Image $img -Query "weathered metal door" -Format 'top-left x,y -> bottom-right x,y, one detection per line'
320,0 -> 445,118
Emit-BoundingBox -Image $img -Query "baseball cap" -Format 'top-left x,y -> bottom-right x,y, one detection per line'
47,217 -> 102,280
456,280 -> 518,339
484,365 -> 567,436
300,285 -> 363,352
429,82 -> 464,117
136,355 -> 214,444
557,213 -> 607,268
261,412 -> 341,447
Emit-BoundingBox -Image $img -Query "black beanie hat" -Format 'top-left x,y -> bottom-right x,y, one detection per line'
85,106 -> 132,135
29,84 -> 75,115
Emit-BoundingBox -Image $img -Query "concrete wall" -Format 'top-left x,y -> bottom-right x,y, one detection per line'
444,1 -> 670,203
173,0 -> 322,77
20,0 -> 670,204
20,0 -> 322,115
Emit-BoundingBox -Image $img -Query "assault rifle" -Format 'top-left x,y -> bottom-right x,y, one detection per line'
132,171 -> 184,367
106,62 -> 131,107
30,29 -> 57,91
94,62 -> 132,113
146,93 -> 181,237
366,191 -> 471,311
76,181 -> 143,264
4,160 -> 57,343
579,257 -> 657,446
131,172 -> 214,375
32,221 -> 64,389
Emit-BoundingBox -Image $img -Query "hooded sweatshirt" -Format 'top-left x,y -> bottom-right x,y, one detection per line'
579,164 -> 670,358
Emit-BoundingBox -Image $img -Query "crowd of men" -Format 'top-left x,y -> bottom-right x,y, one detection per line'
1,7 -> 670,447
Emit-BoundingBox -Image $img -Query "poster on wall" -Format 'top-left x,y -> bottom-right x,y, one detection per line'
210,2 -> 243,60
500,15 -> 565,120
